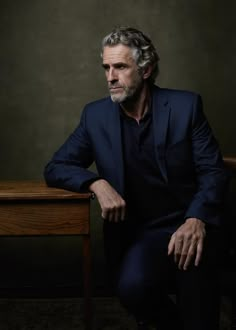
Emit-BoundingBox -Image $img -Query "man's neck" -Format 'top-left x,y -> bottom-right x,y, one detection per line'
120,84 -> 151,123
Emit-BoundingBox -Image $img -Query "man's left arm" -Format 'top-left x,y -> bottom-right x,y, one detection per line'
168,94 -> 229,270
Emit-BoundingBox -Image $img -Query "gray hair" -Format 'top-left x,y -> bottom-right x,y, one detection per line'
101,27 -> 160,84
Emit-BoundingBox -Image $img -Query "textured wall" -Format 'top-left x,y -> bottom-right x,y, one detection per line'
0,0 -> 235,291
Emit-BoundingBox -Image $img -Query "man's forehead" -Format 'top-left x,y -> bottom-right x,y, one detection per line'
102,44 -> 135,63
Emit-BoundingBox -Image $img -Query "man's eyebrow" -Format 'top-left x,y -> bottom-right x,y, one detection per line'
113,62 -> 127,67
102,62 -> 128,69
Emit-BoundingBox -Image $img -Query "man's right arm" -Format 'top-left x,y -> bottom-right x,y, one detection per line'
44,108 -> 99,192
44,108 -> 126,222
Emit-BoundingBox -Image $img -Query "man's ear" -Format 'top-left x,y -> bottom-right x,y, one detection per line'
142,65 -> 152,80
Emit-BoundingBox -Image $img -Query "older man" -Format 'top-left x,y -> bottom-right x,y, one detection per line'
44,27 -> 228,330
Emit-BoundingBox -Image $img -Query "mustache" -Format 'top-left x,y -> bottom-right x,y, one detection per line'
108,83 -> 124,89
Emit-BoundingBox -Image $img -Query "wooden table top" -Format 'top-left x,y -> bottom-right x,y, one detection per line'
0,157 -> 235,200
0,181 -> 91,201
223,157 -> 236,170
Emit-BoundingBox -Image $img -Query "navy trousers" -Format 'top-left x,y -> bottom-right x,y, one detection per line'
104,220 -> 221,330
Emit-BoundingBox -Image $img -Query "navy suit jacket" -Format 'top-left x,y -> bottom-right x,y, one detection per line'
44,85 -> 228,226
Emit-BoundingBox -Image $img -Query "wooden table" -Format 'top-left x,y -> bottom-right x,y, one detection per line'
0,181 -> 92,330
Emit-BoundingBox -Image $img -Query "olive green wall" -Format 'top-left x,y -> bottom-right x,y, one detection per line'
0,0 -> 235,293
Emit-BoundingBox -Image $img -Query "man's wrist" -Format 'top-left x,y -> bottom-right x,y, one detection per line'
81,177 -> 101,192
185,217 -> 206,227
89,178 -> 106,194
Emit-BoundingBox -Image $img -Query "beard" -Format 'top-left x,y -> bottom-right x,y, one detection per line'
109,75 -> 143,104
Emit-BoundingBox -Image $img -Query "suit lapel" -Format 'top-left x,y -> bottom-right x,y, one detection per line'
107,101 -> 124,195
152,87 -> 170,183
106,87 -> 170,194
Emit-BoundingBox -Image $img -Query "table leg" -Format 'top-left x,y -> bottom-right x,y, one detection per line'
83,235 -> 92,330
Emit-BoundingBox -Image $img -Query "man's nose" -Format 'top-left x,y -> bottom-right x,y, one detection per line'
107,68 -> 117,82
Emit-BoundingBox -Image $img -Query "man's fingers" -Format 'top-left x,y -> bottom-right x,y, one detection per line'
168,235 -> 175,255
168,218 -> 206,269
182,244 -> 196,270
102,201 -> 126,222
114,206 -> 123,222
174,239 -> 184,264
101,209 -> 108,220
179,239 -> 203,270
170,235 -> 199,270
90,179 -> 126,222
177,240 -> 188,269
195,240 -> 204,266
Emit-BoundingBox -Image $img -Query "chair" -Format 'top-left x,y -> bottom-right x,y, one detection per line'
221,157 -> 236,329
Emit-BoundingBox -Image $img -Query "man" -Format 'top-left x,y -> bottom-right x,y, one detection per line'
44,27 -> 228,329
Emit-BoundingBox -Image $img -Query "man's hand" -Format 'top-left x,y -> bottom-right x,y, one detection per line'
89,179 -> 126,222
168,218 -> 206,270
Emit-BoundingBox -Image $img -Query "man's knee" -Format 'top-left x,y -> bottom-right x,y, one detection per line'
117,270 -> 147,306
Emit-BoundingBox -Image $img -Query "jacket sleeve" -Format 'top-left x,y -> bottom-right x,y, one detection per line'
44,106 -> 99,192
184,95 -> 229,226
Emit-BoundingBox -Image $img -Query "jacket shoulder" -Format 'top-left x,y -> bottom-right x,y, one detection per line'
154,85 -> 200,101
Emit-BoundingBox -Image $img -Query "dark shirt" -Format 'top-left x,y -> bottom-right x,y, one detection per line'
120,107 -> 184,225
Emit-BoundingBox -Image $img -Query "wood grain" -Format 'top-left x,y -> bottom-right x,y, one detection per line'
0,181 -> 91,200
0,201 -> 90,235
0,181 -> 91,235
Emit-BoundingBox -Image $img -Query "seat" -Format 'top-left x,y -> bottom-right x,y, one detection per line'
221,157 -> 236,329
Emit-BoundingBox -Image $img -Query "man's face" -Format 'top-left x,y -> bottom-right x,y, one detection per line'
102,44 -> 144,103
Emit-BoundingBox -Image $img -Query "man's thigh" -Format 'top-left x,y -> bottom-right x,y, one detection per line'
117,226 -> 174,291
115,225 -> 179,324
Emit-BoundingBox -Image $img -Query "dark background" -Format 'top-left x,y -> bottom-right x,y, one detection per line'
0,0 -> 235,295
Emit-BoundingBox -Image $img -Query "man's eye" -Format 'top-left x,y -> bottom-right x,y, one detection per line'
102,65 -> 109,71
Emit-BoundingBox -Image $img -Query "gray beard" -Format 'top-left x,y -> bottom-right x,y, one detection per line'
109,83 -> 143,104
